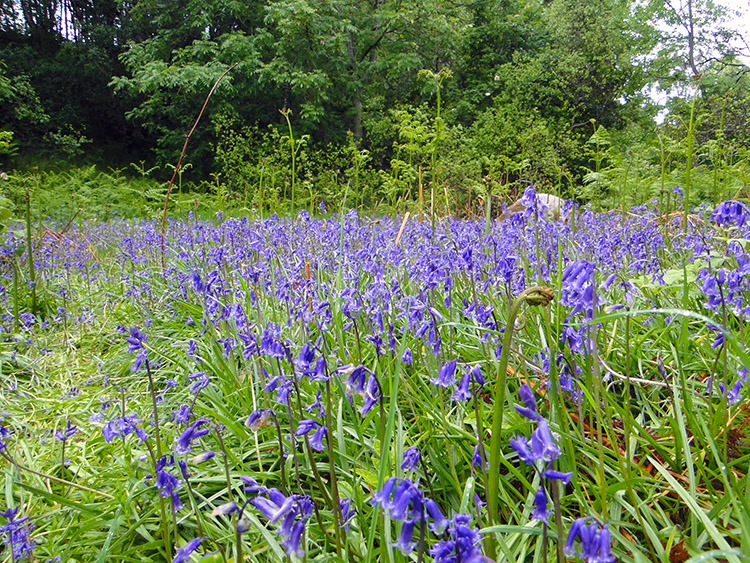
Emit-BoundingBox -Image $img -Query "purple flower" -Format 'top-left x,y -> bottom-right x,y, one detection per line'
401,446 -> 421,471
510,435 -> 535,465
175,418 -> 210,455
295,419 -> 319,437
564,518 -> 616,563
711,200 -> 750,228
472,443 -> 489,471
245,409 -> 274,431
308,424 -> 328,451
126,326 -> 147,352
0,506 -> 35,560
392,519 -> 416,552
210,501 -> 238,517
188,371 -> 209,394
251,490 -> 313,557
336,498 -> 357,531
544,469 -> 574,484
190,451 -> 215,464
54,420 -> 78,442
344,365 -> 369,395
428,513 -> 486,563
530,419 -> 561,462
156,468 -> 183,512
172,537 -> 205,563
401,348 -> 413,364
424,499 -> 448,534
514,384 -> 541,421
431,359 -> 457,387
531,487 -> 551,524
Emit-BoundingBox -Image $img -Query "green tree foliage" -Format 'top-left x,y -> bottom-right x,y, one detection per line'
0,0 -> 746,208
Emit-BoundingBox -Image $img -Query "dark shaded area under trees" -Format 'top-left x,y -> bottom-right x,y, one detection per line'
0,0 -> 748,210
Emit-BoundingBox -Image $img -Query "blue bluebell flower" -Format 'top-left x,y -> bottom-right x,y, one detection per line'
563,517 -> 616,563
514,384 -> 542,421
431,359 -> 457,387
401,446 -> 421,471
175,418 -> 210,454
54,420 -> 78,442
172,537 -> 205,563
531,487 -> 551,524
428,513 -> 487,563
0,506 -> 35,560
336,498 -> 357,531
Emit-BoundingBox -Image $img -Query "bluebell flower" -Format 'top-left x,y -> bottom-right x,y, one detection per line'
392,519 -> 416,552
336,498 -> 357,531
188,371 -> 209,394
401,446 -> 421,471
359,374 -> 382,416
125,326 -> 147,352
401,348 -> 413,364
54,420 -> 78,442
0,506 -> 35,560
210,501 -> 238,517
102,414 -> 149,443
544,469 -> 573,484
530,420 -> 561,462
342,365 -> 369,395
510,435 -> 535,465
531,487 -> 551,524
295,342 -> 315,371
564,517 -> 616,563
514,384 -> 542,421
305,390 -> 325,417
172,537 -> 205,563
428,513 -> 487,563
245,409 -> 274,431
431,359 -> 457,387
711,200 -> 750,228
251,490 -> 313,557
308,424 -> 327,451
190,451 -> 215,464
424,499 -> 448,534
295,419 -> 319,437
472,443 -> 489,471
175,418 -> 210,455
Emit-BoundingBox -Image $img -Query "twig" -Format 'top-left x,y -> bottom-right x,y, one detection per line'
394,212 -> 410,248
2,452 -> 114,499
160,62 -> 239,269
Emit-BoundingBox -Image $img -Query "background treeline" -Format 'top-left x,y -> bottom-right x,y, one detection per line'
0,0 -> 748,217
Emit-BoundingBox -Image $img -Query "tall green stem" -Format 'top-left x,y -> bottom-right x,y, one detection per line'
25,186 -> 36,316
486,286 -> 554,558
281,108 -> 296,212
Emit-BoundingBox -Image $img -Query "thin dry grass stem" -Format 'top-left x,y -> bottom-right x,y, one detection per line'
159,62 -> 239,269
394,212 -> 410,248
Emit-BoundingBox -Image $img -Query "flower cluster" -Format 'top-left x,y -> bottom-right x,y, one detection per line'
510,385 -> 572,524
0,506 -> 35,560
250,488 -> 313,556
564,517 -> 616,563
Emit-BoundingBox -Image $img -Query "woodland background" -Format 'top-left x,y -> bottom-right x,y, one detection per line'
0,0 -> 748,214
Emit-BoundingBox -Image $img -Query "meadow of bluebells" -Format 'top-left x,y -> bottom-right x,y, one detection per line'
0,191 -> 748,561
